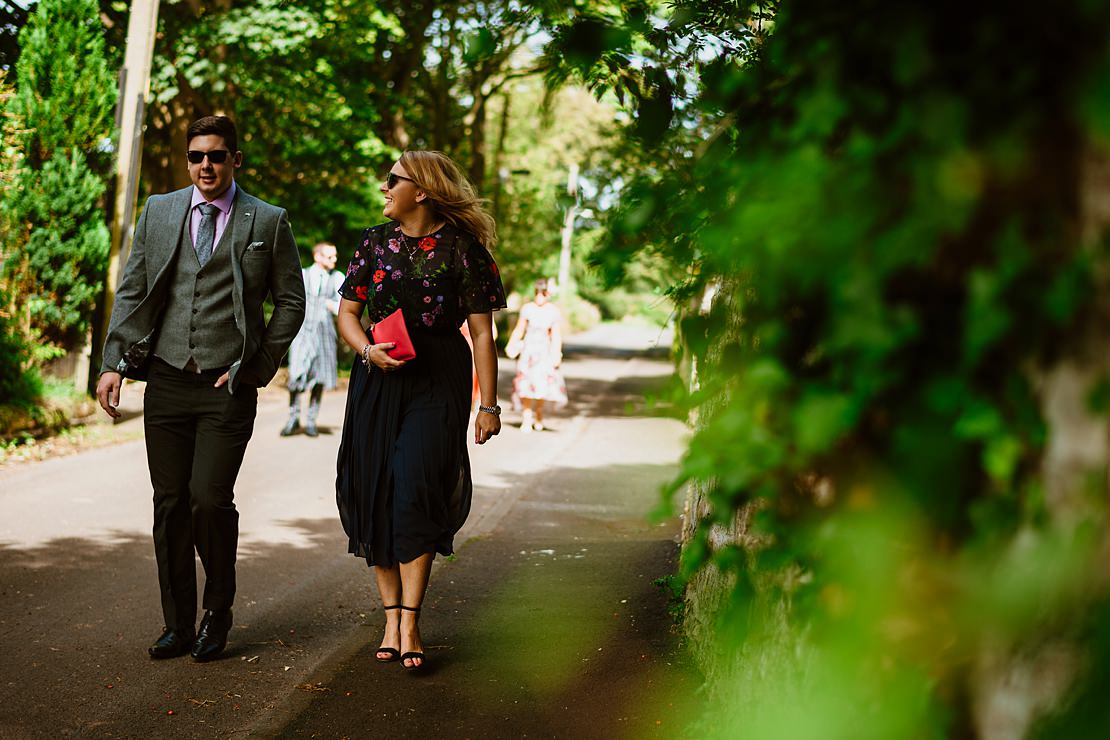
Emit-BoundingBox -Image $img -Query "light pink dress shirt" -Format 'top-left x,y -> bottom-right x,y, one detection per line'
189,181 -> 237,252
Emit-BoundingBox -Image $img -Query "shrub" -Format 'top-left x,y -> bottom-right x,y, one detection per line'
5,0 -> 116,352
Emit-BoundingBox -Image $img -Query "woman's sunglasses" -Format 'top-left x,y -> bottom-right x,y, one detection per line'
187,149 -> 231,164
385,172 -> 415,189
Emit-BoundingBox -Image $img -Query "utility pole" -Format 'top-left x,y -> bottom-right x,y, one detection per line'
557,162 -> 578,294
88,0 -> 160,391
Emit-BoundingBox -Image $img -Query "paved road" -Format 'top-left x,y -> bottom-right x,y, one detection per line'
0,324 -> 699,738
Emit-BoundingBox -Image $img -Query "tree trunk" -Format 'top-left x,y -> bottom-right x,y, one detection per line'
431,6 -> 459,150
467,83 -> 487,194
971,144 -> 1110,740
376,0 -> 435,152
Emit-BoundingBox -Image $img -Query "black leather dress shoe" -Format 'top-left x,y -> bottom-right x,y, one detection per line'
148,627 -> 196,659
191,609 -> 232,663
280,419 -> 300,437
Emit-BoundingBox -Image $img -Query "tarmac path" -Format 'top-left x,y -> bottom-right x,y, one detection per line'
0,323 -> 701,738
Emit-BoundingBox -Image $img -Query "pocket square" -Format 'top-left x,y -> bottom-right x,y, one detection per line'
246,241 -> 266,251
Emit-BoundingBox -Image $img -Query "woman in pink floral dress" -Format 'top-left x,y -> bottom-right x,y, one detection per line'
507,280 -> 568,431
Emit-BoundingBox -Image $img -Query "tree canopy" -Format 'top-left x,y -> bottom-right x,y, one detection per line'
99,0 -> 613,257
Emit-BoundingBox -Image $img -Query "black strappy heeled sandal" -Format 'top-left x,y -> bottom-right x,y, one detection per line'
399,606 -> 425,671
375,605 -> 401,663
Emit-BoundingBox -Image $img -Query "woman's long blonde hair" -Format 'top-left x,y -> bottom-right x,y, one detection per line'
399,150 -> 497,249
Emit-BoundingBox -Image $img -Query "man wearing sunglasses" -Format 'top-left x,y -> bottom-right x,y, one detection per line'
96,115 -> 305,663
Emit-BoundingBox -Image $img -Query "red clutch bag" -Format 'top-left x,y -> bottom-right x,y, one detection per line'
372,308 -> 416,361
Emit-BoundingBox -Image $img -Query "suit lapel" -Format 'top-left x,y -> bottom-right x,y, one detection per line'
166,186 -> 188,247
228,188 -> 256,336
170,187 -> 192,251
150,187 -> 193,290
231,189 -> 257,265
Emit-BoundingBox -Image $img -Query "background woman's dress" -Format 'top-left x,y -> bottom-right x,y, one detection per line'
335,222 -> 506,567
511,301 -> 568,410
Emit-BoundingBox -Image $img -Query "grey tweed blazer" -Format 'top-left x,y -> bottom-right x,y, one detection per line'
101,185 -> 306,392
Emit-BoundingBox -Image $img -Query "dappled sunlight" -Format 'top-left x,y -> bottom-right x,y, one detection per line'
0,519 -> 380,737
237,516 -> 345,558
278,454 -> 700,738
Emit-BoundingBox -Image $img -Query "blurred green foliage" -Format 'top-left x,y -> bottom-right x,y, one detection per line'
542,0 -> 1110,735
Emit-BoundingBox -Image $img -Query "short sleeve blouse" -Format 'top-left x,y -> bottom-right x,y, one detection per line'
338,221 -> 507,332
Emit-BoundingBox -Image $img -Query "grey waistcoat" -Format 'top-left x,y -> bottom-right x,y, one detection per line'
153,219 -> 242,371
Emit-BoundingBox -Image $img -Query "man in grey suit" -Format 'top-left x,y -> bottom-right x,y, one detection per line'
96,115 -> 305,662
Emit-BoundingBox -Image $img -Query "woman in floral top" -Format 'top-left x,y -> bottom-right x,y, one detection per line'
335,151 -> 507,671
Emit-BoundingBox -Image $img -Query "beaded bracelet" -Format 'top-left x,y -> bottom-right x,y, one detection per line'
360,322 -> 377,368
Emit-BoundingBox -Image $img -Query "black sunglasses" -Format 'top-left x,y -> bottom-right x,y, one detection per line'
187,149 -> 231,164
385,172 -> 415,189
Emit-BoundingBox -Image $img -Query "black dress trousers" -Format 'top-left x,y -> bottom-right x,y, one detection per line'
143,358 -> 257,631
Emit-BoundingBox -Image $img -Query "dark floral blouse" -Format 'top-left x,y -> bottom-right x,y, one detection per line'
338,221 -> 507,332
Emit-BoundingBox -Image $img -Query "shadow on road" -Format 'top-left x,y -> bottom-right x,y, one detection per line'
0,461 -> 700,739
565,368 -> 682,421
270,459 -> 703,739
0,517 -> 369,739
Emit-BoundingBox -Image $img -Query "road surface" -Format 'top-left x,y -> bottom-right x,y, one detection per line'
0,322 -> 700,738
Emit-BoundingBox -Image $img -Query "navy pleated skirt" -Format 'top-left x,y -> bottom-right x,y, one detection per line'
336,329 -> 473,567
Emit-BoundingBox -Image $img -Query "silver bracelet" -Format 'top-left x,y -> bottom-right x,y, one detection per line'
361,343 -> 372,367
478,404 -> 501,416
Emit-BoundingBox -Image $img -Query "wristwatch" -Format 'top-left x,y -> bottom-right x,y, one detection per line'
478,404 -> 501,416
